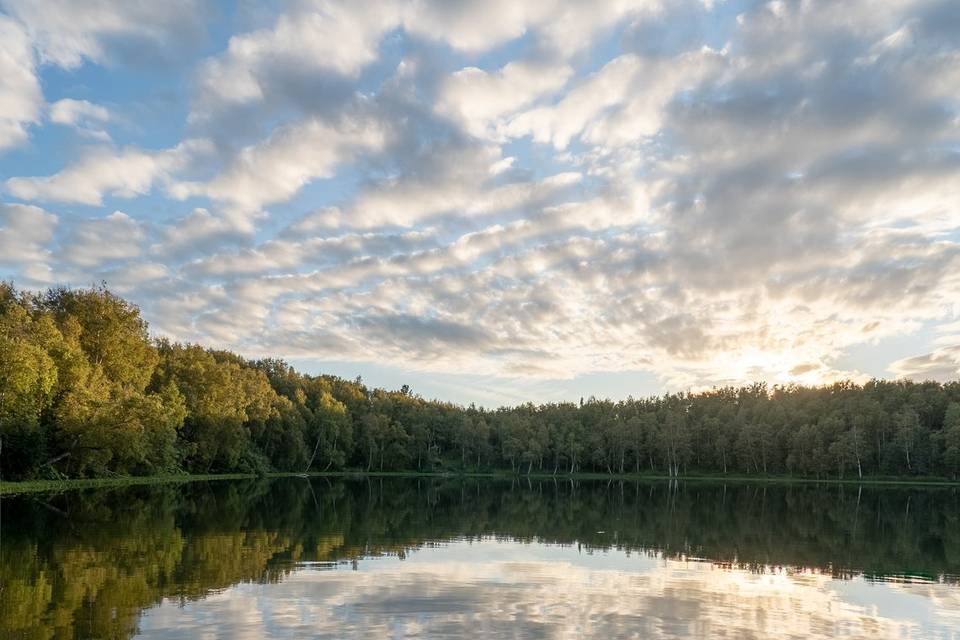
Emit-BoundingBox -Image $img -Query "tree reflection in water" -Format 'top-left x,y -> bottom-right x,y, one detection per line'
1,478 -> 958,639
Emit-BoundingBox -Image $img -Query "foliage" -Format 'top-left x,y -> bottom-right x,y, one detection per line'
2,283 -> 960,481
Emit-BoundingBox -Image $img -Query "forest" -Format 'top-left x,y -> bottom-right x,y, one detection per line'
1,283 -> 960,481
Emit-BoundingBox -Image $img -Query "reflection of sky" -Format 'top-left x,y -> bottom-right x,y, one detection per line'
135,539 -> 960,639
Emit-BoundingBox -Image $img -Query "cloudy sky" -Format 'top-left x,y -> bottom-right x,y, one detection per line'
0,0 -> 958,406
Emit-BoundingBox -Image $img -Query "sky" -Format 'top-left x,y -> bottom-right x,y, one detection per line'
0,0 -> 958,407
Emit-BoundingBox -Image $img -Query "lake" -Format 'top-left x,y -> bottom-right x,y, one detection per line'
1,477 -> 958,639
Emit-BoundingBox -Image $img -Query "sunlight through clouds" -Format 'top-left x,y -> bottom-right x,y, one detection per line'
0,0 -> 958,403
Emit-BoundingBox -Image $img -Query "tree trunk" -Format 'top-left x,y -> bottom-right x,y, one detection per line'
44,451 -> 72,467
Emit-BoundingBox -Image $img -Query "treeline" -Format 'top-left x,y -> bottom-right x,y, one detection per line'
2,283 -> 960,480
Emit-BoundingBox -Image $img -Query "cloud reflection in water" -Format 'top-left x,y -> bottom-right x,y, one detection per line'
136,539 -> 960,639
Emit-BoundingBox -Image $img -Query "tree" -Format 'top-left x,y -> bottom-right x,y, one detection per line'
936,403 -> 960,479
894,408 -> 922,473
0,304 -> 58,476
41,286 -> 158,391
17,287 -> 188,476
153,343 -> 279,472
304,389 -> 351,471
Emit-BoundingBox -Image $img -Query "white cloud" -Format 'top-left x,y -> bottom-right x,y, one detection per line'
402,1 -> 553,54
5,139 -> 211,205
48,97 -> 111,140
7,147 -> 161,204
506,49 -> 723,150
0,16 -> 41,151
60,211 -> 143,267
0,202 -> 56,264
98,261 -> 171,291
581,48 -> 724,147
0,0 -> 210,69
172,117 -> 389,211
889,345 -> 960,382
191,0 -> 661,124
150,208 -> 251,259
436,61 -> 573,139
0,0 -> 208,153
340,144 -> 582,229
404,0 -> 660,58
192,0 -> 400,119
506,55 -> 643,150
3,0 -> 959,397
48,98 -> 109,126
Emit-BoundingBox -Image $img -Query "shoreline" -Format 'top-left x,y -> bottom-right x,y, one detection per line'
2,470 -> 958,495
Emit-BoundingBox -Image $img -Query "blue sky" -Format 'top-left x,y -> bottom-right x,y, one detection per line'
0,0 -> 958,406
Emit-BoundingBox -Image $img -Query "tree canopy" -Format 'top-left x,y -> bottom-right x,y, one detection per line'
2,283 -> 960,480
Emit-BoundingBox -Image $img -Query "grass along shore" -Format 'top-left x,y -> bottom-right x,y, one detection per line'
2,470 -> 959,495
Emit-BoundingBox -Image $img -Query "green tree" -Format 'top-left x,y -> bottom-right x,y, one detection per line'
893,408 -> 922,473
154,343 -> 279,472
0,303 -> 58,476
936,403 -> 960,479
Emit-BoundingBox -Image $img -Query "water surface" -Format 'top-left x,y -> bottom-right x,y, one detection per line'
2,478 -> 958,638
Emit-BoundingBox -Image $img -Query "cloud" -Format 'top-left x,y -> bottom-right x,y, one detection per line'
889,345 -> 960,382
148,2 -> 957,387
0,0 -> 208,154
0,15 -> 41,151
191,0 -> 654,124
3,0 -> 960,397
189,0 -> 661,131
506,49 -> 723,150
353,313 -> 496,360
339,143 -> 583,229
0,202 -> 56,264
436,61 -> 573,139
48,98 -> 108,126
150,208 -> 251,260
60,211 -> 143,267
96,261 -> 171,292
172,116 -> 389,212
6,146 -> 162,204
137,541 -> 955,639
6,139 -> 212,205
404,0 -> 660,58
0,0 -> 211,69
191,0 -> 400,124
47,98 -> 110,139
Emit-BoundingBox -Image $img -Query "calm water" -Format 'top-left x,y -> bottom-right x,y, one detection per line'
1,478 -> 959,639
